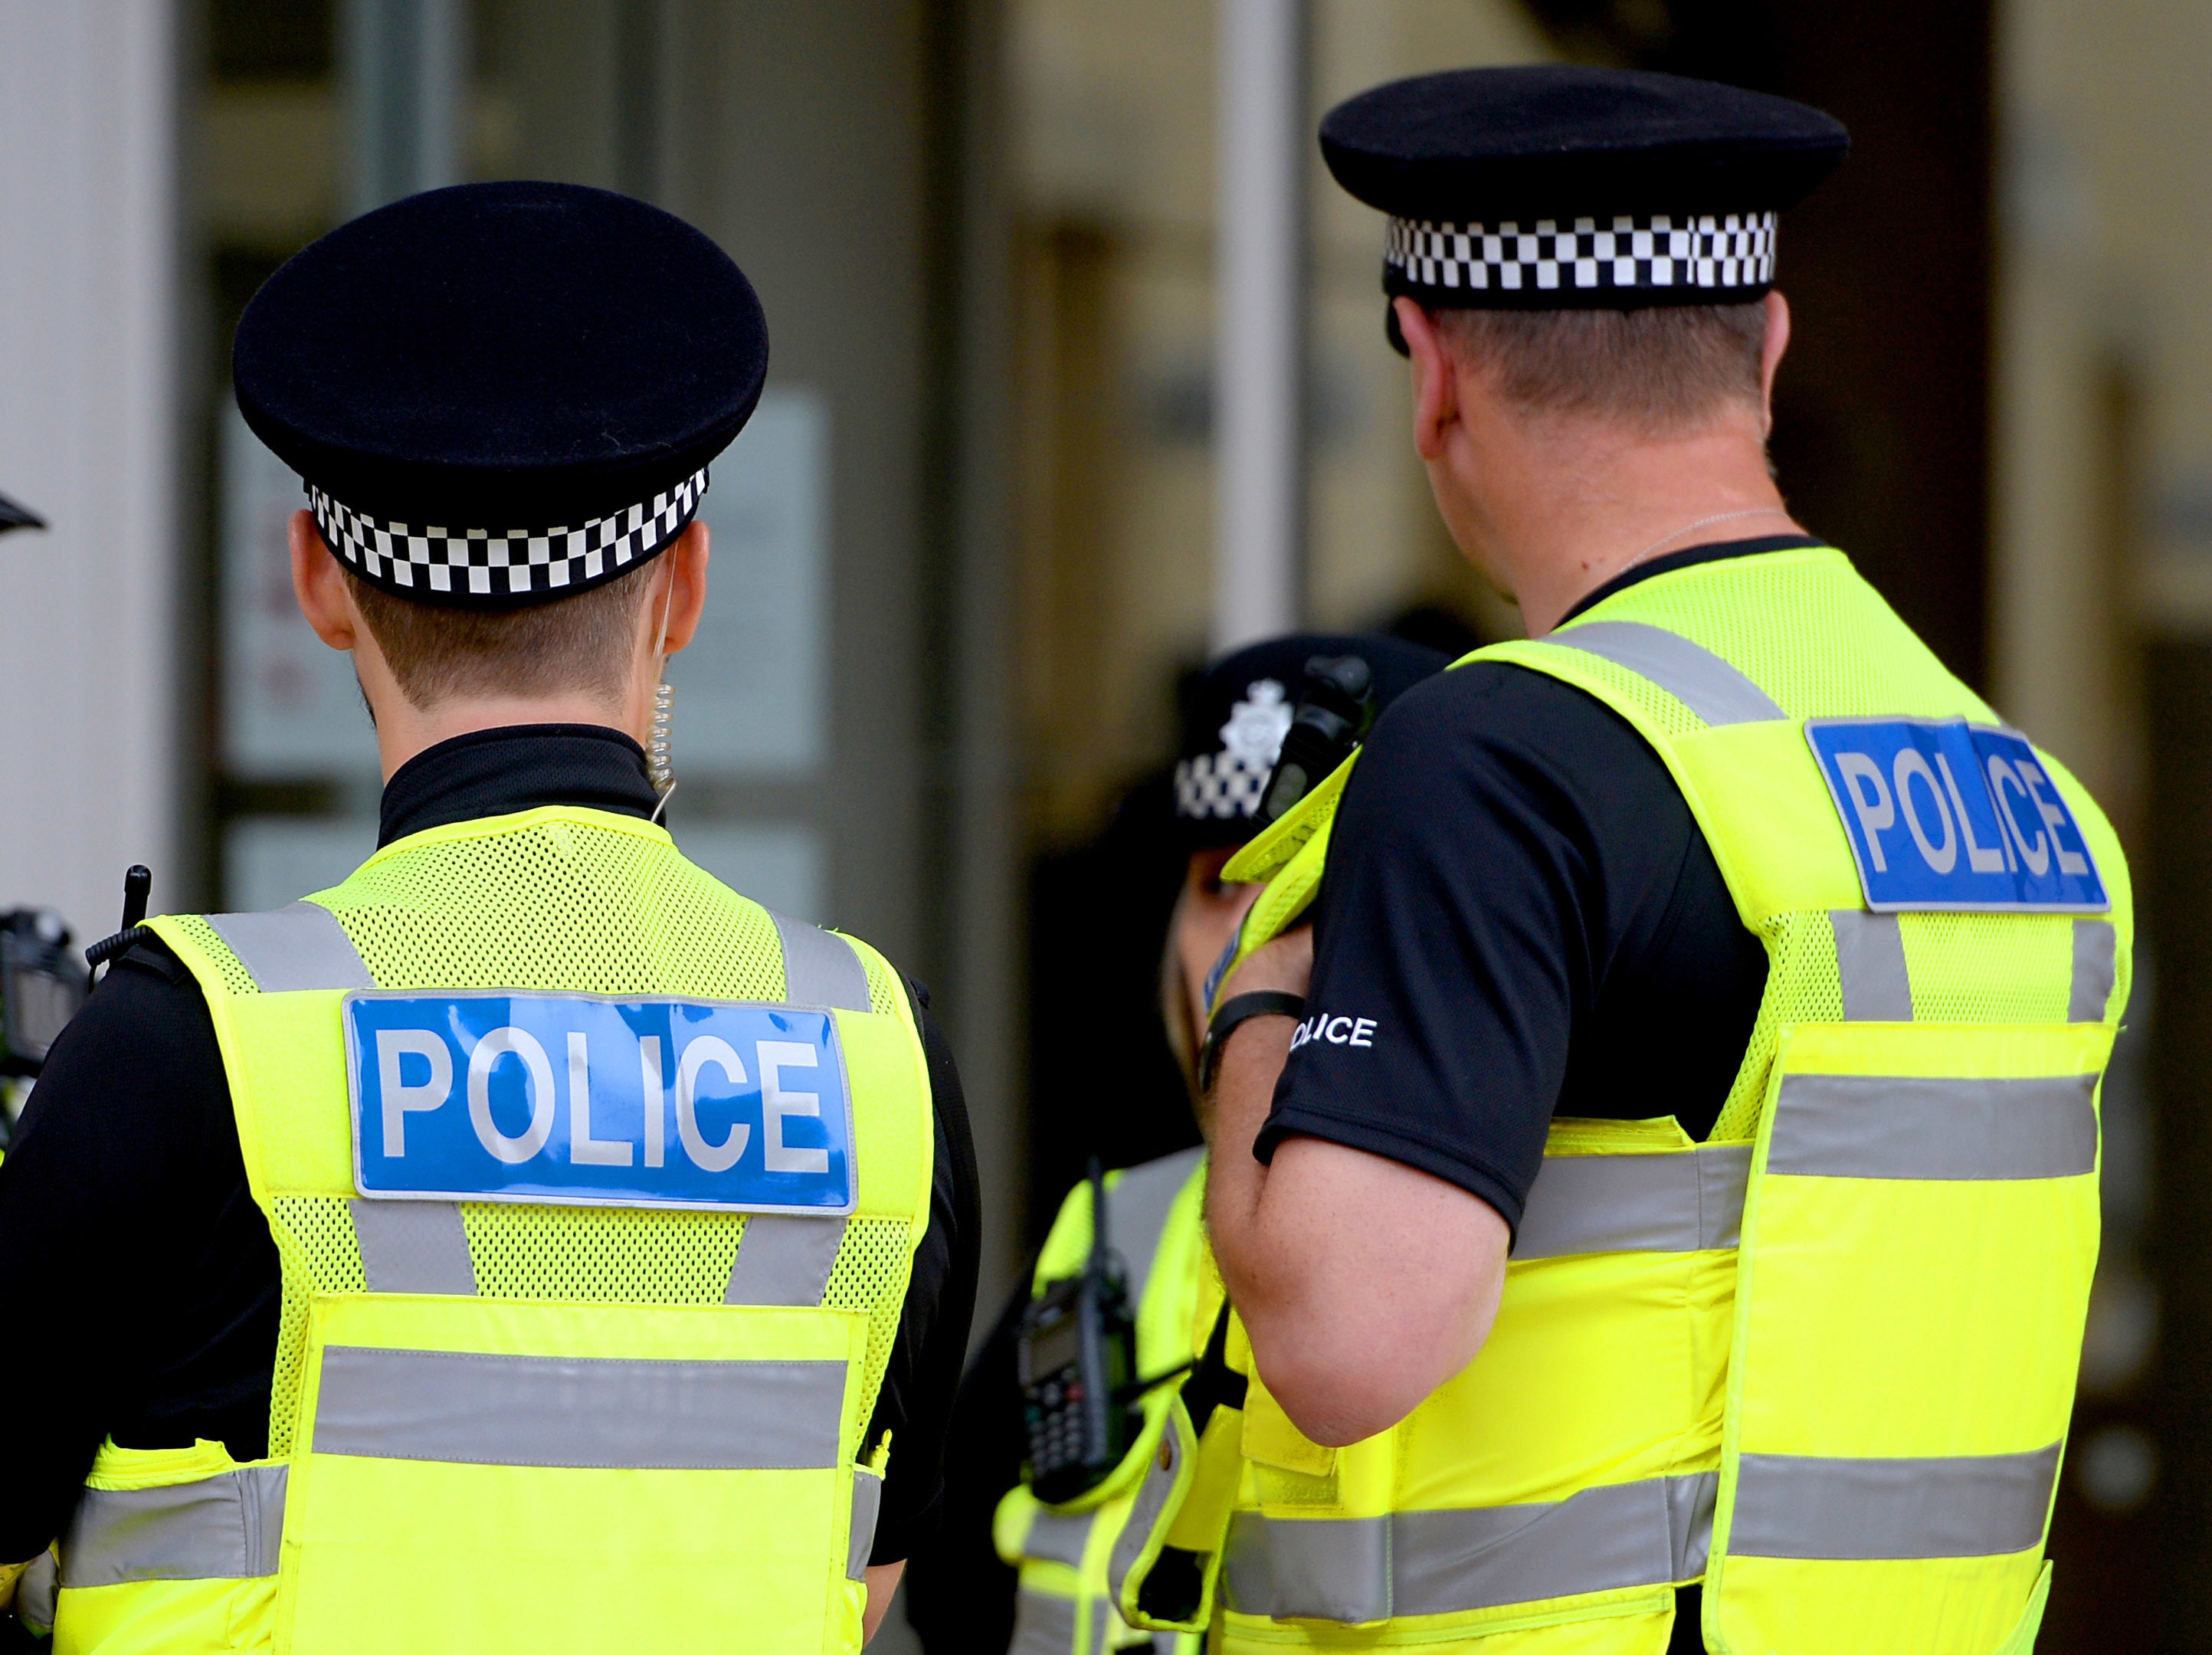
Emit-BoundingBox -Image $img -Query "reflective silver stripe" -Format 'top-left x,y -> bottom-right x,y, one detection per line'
1010,1589 -> 1109,1655
1223,1472 -> 1716,1622
1830,910 -> 1912,1021
58,1467 -> 288,1587
1231,1509 -> 1388,1624
847,1469 -> 883,1581
1024,1508 -> 1097,1569
1394,1474 -> 1716,1615
726,1214 -> 848,1306
1670,1470 -> 1718,1578
1107,1147 -> 1205,1305
1106,1413 -> 1186,1605
2070,919 -> 2117,1023
772,912 -> 872,1012
1008,1590 -> 1072,1655
1514,1144 -> 1749,1260
1768,1073 -> 2098,1180
17,1551 -> 54,1630
1552,621 -> 1788,727
1729,1444 -> 2060,1559
350,1198 -> 477,1296
205,902 -> 375,992
312,1346 -> 844,1469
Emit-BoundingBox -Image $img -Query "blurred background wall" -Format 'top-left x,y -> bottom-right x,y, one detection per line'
0,3 -> 182,953
2,1 -> 2207,1647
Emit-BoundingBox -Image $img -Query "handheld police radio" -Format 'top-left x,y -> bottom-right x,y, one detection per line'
1256,654 -> 1376,828
1018,1158 -> 1139,1504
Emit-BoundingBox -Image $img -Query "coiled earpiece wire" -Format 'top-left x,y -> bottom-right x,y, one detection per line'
648,566 -> 678,824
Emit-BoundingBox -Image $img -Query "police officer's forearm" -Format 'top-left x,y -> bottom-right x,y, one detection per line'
861,1560 -> 904,1643
1207,1016 -> 1511,1447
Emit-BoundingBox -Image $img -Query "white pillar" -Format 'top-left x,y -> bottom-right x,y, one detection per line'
0,1 -> 182,941
344,0 -> 469,215
1213,0 -> 1307,653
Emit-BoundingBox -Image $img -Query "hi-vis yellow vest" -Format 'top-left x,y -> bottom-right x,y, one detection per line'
994,1149 -> 1215,1655
44,805 -> 934,1655
1204,547 -> 2128,1655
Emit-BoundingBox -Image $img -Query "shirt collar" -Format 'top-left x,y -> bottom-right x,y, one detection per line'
378,723 -> 659,847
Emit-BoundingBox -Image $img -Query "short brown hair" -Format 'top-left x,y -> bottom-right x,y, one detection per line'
346,559 -> 657,710
1434,301 -> 1768,435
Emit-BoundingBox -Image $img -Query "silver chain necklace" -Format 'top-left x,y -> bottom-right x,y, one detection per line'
1623,506 -> 1795,569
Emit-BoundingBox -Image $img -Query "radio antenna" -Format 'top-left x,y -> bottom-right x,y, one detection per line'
1087,1155 -> 1109,1276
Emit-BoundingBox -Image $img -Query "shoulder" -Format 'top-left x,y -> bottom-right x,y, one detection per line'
1339,657 -> 1686,848
5,934 -> 232,1191
44,935 -> 215,1065
1033,1178 -> 1096,1282
1362,654 -> 1663,761
1030,1149 -> 1204,1286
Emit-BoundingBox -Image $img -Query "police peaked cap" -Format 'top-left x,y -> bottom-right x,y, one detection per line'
1319,66 -> 1847,336
1175,633 -> 1449,848
234,181 -> 768,609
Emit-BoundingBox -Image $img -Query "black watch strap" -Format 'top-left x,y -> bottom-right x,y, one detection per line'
1198,990 -> 1306,1092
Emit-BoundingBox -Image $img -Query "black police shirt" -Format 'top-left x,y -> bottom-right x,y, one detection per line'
1257,539 -> 1811,1230
0,725 -> 981,1568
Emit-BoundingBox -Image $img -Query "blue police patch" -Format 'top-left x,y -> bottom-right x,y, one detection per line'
1805,719 -> 2108,913
346,992 -> 855,1213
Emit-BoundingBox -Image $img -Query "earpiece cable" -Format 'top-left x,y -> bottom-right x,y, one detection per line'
648,571 -> 678,821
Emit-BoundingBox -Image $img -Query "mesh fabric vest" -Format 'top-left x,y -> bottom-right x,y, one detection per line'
1202,547 -> 2128,1655
51,806 -> 932,1655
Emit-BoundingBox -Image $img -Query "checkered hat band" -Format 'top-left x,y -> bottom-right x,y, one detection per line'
1176,750 -> 1273,821
307,469 -> 708,604
1385,211 -> 1777,297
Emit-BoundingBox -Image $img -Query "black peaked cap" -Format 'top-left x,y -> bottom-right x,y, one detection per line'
1321,66 -> 1847,223
1322,67 -> 1846,326
234,182 -> 767,606
1175,633 -> 1449,848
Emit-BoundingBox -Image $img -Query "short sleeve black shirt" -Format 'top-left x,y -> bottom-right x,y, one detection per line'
1256,541 -> 1801,1232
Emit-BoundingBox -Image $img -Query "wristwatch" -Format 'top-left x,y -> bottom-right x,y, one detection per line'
1198,991 -> 1306,1093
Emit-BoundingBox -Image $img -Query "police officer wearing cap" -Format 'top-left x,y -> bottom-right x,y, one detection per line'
910,635 -> 1444,1655
1167,68 -> 2132,1655
0,182 -> 978,1654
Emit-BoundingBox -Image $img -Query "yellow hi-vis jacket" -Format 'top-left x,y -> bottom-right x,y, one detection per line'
993,1149 -> 1215,1655
42,805 -> 935,1655
1145,546 -> 2128,1655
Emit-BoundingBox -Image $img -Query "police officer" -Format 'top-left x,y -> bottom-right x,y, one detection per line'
1179,67 -> 2130,1654
910,635 -> 1444,1655
0,182 -> 978,1653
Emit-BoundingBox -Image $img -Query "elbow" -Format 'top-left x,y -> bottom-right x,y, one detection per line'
1270,1378 -> 1421,1450
1245,1316 -> 1480,1448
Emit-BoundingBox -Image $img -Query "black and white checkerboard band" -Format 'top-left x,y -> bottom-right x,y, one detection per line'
307,470 -> 707,603
1176,750 -> 1272,821
1386,211 -> 1776,297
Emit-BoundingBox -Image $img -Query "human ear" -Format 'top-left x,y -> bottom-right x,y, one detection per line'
1758,290 -> 1792,437
654,518 -> 712,657
289,510 -> 358,651
1397,298 -> 1459,462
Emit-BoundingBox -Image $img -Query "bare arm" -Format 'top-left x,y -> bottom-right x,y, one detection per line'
863,1560 -> 905,1643
1204,931 -> 1511,1447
